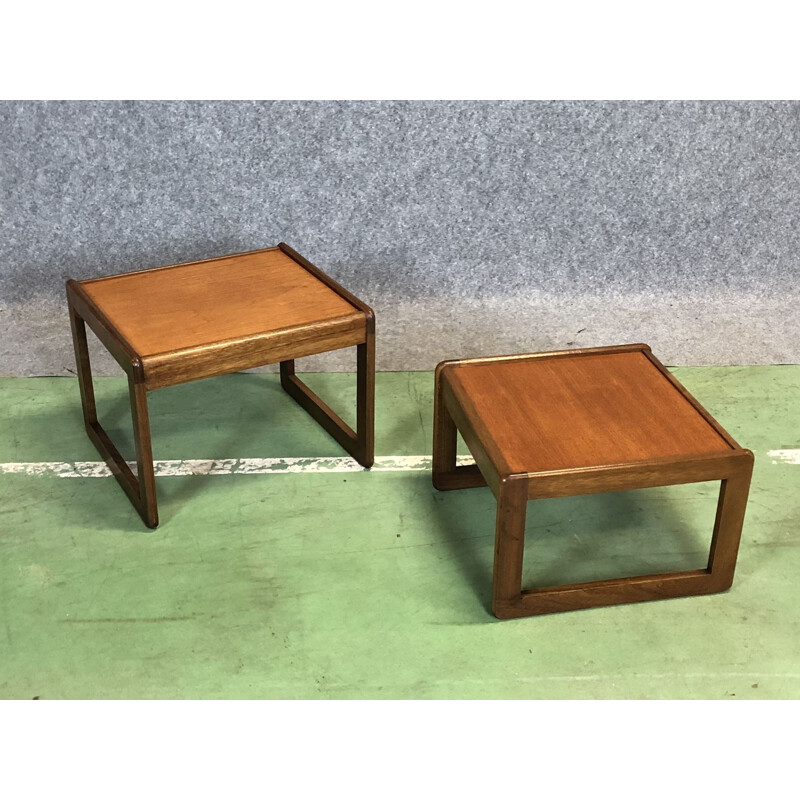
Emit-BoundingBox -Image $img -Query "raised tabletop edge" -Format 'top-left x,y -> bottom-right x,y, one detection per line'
441,366 -> 514,479
76,246 -> 283,286
65,279 -> 144,379
436,343 -> 652,369
278,242 -> 374,321
640,349 -> 742,451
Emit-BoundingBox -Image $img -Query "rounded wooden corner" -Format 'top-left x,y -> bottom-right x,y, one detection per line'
131,356 -> 146,384
708,571 -> 735,593
434,360 -> 458,381
491,600 -> 520,620
431,473 -> 448,491
65,278 -> 80,301
499,472 -> 529,487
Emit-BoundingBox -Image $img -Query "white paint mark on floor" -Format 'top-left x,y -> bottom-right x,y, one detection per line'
0,455 -> 476,478
767,449 -> 800,465
2,449 -> 794,475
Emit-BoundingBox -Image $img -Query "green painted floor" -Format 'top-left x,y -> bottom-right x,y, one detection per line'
1,367 -> 798,699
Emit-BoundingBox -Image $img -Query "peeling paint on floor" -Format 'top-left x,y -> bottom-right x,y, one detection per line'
767,449 -> 800,465
0,455 -> 476,477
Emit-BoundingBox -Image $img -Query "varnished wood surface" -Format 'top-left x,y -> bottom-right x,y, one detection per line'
496,453 -> 754,618
445,348 -> 732,475
439,375 -> 500,495
81,248 -> 363,358
432,362 -> 489,492
432,344 -> 754,618
143,316 -> 365,389
279,324 -> 375,468
66,280 -> 142,380
524,451 -> 746,499
67,244 -> 375,526
68,300 -> 158,527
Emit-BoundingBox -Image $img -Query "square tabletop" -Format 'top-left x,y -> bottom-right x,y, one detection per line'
442,346 -> 735,476
79,247 -> 364,358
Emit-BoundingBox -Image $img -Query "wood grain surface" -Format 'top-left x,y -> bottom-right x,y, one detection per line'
432,344 -> 754,618
82,248 -> 362,357
68,244 -> 375,526
446,349 -> 731,474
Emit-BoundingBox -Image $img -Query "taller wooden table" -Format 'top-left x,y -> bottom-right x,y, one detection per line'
66,244 -> 374,528
432,344 -> 754,619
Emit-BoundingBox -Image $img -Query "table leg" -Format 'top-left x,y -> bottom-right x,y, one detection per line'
491,479 -> 528,618
355,335 -> 375,467
129,377 -> 158,528
69,304 -> 158,528
494,459 -> 754,618
431,366 -> 486,491
280,333 -> 375,468
69,304 -> 98,429
707,459 -> 754,590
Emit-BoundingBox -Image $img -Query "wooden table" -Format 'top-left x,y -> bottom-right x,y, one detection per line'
66,244 -> 375,528
432,344 -> 754,619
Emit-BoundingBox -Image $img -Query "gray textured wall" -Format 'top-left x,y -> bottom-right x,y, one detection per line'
1,100 -> 798,375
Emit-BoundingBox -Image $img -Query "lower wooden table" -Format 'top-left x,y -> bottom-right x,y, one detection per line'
432,344 -> 754,619
66,243 -> 375,528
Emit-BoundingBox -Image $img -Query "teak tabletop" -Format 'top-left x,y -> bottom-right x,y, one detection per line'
74,247 -> 368,390
66,244 -> 375,527
446,348 -> 731,474
432,344 -> 754,619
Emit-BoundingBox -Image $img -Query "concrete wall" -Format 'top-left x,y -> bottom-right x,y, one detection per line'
1,100 -> 798,375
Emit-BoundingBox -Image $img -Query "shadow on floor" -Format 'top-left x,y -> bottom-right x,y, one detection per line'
429,479 -> 719,617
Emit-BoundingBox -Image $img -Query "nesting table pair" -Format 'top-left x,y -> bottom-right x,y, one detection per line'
67,245 -> 753,619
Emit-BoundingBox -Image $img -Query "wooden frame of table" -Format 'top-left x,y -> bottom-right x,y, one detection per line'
66,243 -> 374,528
432,343 -> 754,619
